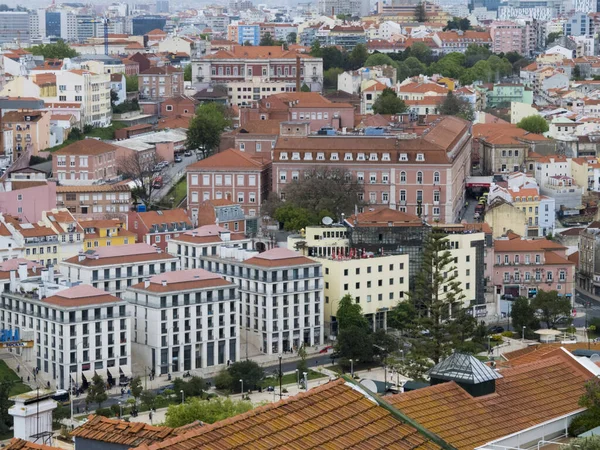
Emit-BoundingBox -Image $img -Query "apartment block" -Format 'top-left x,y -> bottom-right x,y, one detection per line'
192,45 -> 324,98
56,185 -> 132,215
187,148 -> 270,219
60,243 -> 180,297
0,260 -> 131,390
127,269 -> 239,375
128,209 -> 193,252
53,140 -> 119,186
1,214 -> 61,268
139,66 -> 184,100
2,110 -> 50,158
272,117 -> 472,224
493,234 -> 575,300
197,247 -> 324,355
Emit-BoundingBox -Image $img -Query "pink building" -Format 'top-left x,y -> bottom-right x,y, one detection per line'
239,92 -> 355,130
272,117 -> 472,223
53,140 -> 119,185
493,234 -> 575,299
490,21 -> 526,55
187,148 -> 271,220
0,180 -> 56,222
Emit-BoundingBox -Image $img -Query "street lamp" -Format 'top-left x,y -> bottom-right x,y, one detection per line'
118,402 -> 123,418
278,354 -> 283,400
180,390 -> 184,405
349,359 -> 354,378
522,326 -> 526,342
295,369 -> 299,388
239,379 -> 243,396
70,340 -> 85,429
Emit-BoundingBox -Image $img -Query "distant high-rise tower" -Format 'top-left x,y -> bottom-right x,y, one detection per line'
156,0 -> 169,13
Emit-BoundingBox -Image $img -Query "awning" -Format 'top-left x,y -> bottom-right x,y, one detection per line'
94,369 -> 108,380
119,366 -> 132,378
81,370 -> 95,382
106,368 -> 115,379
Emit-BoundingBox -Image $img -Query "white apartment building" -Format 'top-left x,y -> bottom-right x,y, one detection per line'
198,247 -> 324,356
60,244 -> 180,297
167,225 -> 254,270
127,269 -> 239,376
0,259 -> 131,390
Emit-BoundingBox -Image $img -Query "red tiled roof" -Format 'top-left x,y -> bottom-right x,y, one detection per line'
4,439 -> 56,450
43,285 -> 123,307
133,378 -> 441,450
187,148 -> 265,171
54,140 -> 118,156
243,248 -> 317,268
387,350 -> 594,450
71,415 -> 180,446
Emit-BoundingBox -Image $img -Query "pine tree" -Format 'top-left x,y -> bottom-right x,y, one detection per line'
415,2 -> 427,22
86,375 -> 108,409
396,228 -> 466,379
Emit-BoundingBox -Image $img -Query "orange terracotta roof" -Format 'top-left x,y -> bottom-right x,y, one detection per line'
133,378 -> 441,450
363,81 -> 387,92
54,140 -> 118,156
56,185 -> 131,193
43,285 -> 122,307
156,116 -> 192,130
134,209 -> 192,229
187,148 -> 265,171
436,30 -> 491,42
503,342 -> 600,366
205,46 -> 317,61
10,181 -> 47,190
494,237 -> 566,252
568,251 -> 579,265
348,207 -> 422,227
3,111 -> 46,123
243,248 -> 318,268
398,82 -> 448,94
146,29 -> 167,35
130,269 -> 233,293
71,415 -> 180,446
4,439 -> 56,450
387,350 -> 593,450
231,119 -> 281,135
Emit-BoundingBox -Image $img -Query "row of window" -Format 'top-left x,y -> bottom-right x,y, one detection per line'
190,174 -> 257,186
279,170 -> 441,184
279,152 -> 428,163
191,191 -> 256,205
502,271 -> 567,282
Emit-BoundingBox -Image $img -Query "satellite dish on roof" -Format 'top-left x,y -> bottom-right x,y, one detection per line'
322,216 -> 333,226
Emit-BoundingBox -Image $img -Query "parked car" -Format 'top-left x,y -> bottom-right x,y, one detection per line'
488,326 -> 505,334
184,150 -> 192,157
174,155 -> 183,163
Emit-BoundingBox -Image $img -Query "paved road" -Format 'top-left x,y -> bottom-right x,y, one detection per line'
153,153 -> 198,201
70,353 -> 328,412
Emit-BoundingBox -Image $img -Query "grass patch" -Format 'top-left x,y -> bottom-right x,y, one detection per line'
260,370 -> 325,388
46,122 -> 128,152
165,176 -> 187,207
326,360 -> 381,374
0,360 -> 32,396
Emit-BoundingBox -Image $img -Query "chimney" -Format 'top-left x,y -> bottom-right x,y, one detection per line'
48,265 -> 54,283
41,269 -> 48,283
78,252 -> 86,262
9,270 -> 16,292
161,280 -> 167,286
17,263 -> 27,281
144,278 -> 150,288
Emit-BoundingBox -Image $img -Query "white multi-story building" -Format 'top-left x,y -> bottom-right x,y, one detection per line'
60,244 -> 180,297
127,269 -> 239,376
0,259 -> 131,390
198,247 -> 324,356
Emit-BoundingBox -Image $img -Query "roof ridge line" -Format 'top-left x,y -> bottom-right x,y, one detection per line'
341,375 -> 457,450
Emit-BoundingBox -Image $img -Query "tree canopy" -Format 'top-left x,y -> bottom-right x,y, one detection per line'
227,360 -> 264,393
531,289 -> 572,329
415,1 -> 427,22
444,17 -> 470,31
86,374 -> 108,408
270,166 -> 365,228
29,40 -> 77,59
335,294 -> 373,362
510,297 -> 540,338
372,88 -> 408,114
184,64 -> 192,82
438,91 -> 474,121
164,397 -> 253,427
186,103 -> 231,159
517,115 -> 549,134
125,74 -> 138,92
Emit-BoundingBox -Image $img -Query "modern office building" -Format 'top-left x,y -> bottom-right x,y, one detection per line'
0,12 -> 31,46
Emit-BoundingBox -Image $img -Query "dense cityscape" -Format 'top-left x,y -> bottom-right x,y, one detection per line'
0,0 -> 598,448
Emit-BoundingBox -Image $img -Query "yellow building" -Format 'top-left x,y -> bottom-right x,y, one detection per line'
571,157 -> 600,194
79,218 -> 137,249
485,199 -> 528,238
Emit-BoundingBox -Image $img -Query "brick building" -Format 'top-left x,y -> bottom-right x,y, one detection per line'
139,66 -> 184,100
52,140 -> 119,185
272,117 -> 472,224
187,148 -> 271,220
127,208 -> 193,251
56,185 -> 132,215
160,95 -> 198,117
